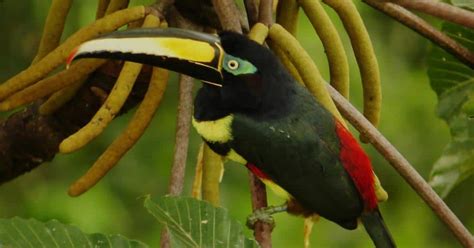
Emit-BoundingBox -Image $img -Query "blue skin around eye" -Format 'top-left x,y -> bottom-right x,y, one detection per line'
223,54 -> 257,76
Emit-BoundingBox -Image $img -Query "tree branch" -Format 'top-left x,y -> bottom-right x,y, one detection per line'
326,84 -> 474,248
363,0 -> 474,68
167,74 -> 194,196
259,0 -> 274,26
0,62 -> 150,184
174,0 -> 222,30
248,171 -> 273,248
392,0 -> 474,30
244,0 -> 259,28
160,74 -> 194,248
211,0 -> 242,32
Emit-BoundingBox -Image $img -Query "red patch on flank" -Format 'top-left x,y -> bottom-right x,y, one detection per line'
66,46 -> 79,67
335,120 -> 377,210
246,163 -> 270,180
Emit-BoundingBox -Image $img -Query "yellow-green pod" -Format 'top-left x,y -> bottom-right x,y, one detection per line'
59,14 -> 159,153
33,0 -> 73,64
192,144 -> 205,199
0,6 -> 146,101
0,59 -> 104,111
299,0 -> 350,99
248,23 -> 269,45
323,0 -> 381,130
105,0 -> 130,15
68,67 -> 168,196
201,144 -> 224,207
276,0 -> 299,35
39,80 -> 86,115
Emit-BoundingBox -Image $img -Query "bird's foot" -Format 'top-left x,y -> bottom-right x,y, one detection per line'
246,204 -> 288,229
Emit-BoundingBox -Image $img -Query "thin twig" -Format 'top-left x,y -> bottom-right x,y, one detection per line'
259,0 -> 274,26
159,10 -> 204,247
160,75 -> 194,248
249,171 -> 273,248
326,84 -> 474,248
392,0 -> 474,30
212,0 -> 242,32
244,0 -> 259,28
363,0 -> 474,68
167,75 -> 194,196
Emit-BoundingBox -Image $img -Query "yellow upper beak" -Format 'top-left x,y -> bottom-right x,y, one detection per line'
68,28 -> 224,84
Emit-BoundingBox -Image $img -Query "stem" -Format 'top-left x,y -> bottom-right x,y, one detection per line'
244,0 -> 259,28
249,171 -> 272,248
212,0 -> 242,32
160,74 -> 194,248
363,0 -> 474,69
168,74 -> 194,196
259,0 -> 274,26
326,84 -> 474,248
393,0 -> 474,30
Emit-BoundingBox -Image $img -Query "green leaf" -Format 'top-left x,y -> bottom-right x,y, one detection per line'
451,0 -> 474,10
144,195 -> 260,248
0,217 -> 148,248
427,22 -> 474,198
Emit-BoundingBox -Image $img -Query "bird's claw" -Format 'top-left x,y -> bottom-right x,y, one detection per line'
246,208 -> 275,229
246,204 -> 288,229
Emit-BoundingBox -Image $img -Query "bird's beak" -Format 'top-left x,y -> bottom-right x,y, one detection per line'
67,28 -> 224,85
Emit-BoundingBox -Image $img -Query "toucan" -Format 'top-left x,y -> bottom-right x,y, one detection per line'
67,28 -> 395,247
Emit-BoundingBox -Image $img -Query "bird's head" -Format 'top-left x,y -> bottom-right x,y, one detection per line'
68,28 -> 293,114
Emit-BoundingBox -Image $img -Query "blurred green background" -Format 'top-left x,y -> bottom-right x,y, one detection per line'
0,1 -> 472,247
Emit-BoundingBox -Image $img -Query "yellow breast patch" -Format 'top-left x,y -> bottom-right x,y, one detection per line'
192,115 -> 233,143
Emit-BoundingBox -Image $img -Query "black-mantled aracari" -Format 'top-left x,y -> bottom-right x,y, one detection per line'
68,28 -> 395,247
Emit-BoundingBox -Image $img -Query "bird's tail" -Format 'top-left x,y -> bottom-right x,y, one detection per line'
360,207 -> 396,248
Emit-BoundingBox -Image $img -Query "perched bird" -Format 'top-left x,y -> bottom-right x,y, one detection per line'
68,28 -> 395,247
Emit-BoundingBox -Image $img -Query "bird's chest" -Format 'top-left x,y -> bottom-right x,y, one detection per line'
193,115 -> 291,199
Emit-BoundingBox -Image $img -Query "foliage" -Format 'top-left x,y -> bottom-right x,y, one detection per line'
427,22 -> 474,198
0,217 -> 147,248
144,196 -> 259,248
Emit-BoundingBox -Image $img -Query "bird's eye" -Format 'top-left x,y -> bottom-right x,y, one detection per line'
227,60 -> 239,70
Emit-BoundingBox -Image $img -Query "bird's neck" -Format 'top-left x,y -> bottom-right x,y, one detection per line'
193,81 -> 295,122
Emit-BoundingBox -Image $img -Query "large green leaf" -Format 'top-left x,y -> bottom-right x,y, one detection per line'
0,217 -> 148,248
144,195 -> 260,248
427,21 -> 474,198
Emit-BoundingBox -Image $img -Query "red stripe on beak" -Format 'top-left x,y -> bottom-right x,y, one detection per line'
66,46 -> 79,69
